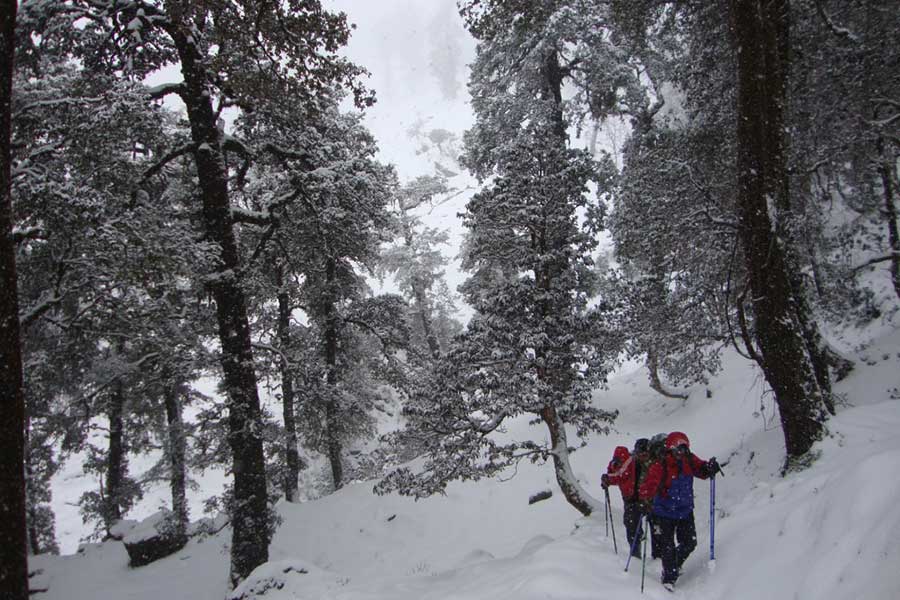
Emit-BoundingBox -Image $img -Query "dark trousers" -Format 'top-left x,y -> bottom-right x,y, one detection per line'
653,513 -> 697,584
623,499 -> 643,557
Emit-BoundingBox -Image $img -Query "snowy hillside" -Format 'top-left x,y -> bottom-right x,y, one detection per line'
31,321 -> 900,600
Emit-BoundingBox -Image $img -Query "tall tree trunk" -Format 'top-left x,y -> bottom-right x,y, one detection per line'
322,259 -> 343,490
412,281 -> 441,360
0,0 -> 29,596
644,269 -> 688,400
402,222 -> 441,360
163,383 -> 188,539
731,0 -> 830,460
759,0 -> 834,410
104,377 -> 125,535
163,10 -> 268,587
876,138 -> 900,299
533,48 -> 601,515
276,267 -> 300,502
24,418 -> 40,556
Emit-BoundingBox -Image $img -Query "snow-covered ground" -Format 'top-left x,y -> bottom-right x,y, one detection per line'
31,319 -> 900,600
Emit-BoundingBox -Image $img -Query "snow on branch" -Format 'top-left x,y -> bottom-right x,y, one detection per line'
230,206 -> 271,226
19,292 -> 64,331
261,142 -> 315,171
852,252 -> 900,273
11,227 -> 46,244
13,96 -> 104,116
466,409 -> 509,434
146,82 -> 186,100
222,135 -> 254,187
813,0 -> 860,43
142,143 -> 197,181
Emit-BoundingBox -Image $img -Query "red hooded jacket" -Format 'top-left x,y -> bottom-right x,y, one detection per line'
638,450 -> 710,519
606,446 -> 638,502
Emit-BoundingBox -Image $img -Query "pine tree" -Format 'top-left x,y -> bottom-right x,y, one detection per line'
380,176 -> 462,362
378,1 -> 621,516
235,93 -> 401,492
21,0 -> 372,584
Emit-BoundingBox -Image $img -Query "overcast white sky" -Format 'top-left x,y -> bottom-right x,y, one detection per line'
324,0 -> 476,177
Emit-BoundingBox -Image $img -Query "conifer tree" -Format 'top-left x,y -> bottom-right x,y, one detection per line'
16,0 -> 371,585
379,1 -> 621,516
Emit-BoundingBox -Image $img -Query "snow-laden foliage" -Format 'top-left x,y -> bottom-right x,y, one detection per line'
234,91 -> 405,494
379,175 -> 463,362
378,0 -> 622,516
13,0 -> 378,587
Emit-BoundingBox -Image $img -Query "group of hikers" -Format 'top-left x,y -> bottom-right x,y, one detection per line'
601,431 -> 721,592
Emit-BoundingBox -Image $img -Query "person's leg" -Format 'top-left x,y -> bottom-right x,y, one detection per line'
623,500 -> 641,557
674,513 -> 698,575
649,515 -> 660,559
654,515 -> 678,584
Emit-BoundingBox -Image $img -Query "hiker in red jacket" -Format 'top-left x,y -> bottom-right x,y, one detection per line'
602,439 -> 650,558
638,431 -> 718,592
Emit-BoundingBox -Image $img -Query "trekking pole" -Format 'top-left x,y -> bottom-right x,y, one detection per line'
709,476 -> 716,563
605,488 -> 618,555
640,515 -> 648,594
623,512 -> 643,572
604,488 -> 609,538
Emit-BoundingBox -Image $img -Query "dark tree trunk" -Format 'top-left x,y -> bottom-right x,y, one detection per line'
322,259 -> 343,490
0,0 -> 29,596
24,415 -> 40,556
104,377 -> 125,534
163,13 -> 268,587
758,0 -> 834,412
162,384 -> 187,538
276,267 -> 300,502
876,138 -> 900,300
731,0 -> 830,460
412,282 -> 441,360
403,224 -> 441,360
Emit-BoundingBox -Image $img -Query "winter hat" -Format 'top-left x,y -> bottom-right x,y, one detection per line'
612,446 -> 631,463
665,431 -> 690,449
634,438 -> 650,453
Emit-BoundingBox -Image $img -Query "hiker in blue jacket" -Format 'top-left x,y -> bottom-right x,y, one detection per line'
638,431 -> 718,591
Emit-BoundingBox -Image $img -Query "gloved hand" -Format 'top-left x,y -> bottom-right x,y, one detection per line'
639,500 -> 652,516
601,474 -> 610,489
708,457 -> 721,475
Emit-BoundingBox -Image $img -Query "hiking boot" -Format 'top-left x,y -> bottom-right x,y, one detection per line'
663,582 -> 675,593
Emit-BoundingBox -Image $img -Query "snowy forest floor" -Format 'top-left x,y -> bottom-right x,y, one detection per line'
32,321 -> 900,600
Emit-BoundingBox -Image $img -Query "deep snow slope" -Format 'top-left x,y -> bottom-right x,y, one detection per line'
32,324 -> 900,600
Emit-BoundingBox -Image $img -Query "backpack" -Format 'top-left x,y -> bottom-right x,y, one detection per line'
649,432 -> 667,461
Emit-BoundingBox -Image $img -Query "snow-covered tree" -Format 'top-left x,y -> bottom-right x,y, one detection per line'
597,0 -> 897,461
380,176 -> 462,362
378,1 -> 621,517
235,94 -> 403,492
19,0 -> 372,585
